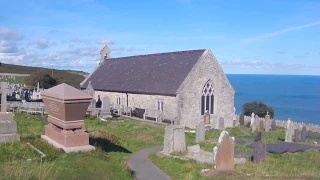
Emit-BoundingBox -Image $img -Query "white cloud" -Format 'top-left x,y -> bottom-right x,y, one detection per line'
63,47 -> 99,56
244,20 -> 320,42
0,40 -> 18,53
96,39 -> 114,45
0,28 -> 24,40
70,37 -> 90,45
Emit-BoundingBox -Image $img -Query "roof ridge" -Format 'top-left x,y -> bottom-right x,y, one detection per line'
108,49 -> 206,60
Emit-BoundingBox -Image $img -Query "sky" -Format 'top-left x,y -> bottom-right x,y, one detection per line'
0,0 -> 319,75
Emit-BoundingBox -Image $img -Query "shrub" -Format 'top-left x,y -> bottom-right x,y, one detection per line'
242,101 -> 274,118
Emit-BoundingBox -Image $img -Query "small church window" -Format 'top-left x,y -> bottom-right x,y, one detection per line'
157,100 -> 164,111
201,81 -> 214,115
116,96 -> 121,105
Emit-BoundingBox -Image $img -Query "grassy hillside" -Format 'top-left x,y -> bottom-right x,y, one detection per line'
0,63 -> 88,88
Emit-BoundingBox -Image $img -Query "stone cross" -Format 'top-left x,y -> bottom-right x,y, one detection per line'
264,112 -> 271,132
1,82 -> 7,112
195,121 -> 205,143
301,126 -> 307,142
204,111 -> 210,125
285,119 -> 294,143
239,114 -> 244,126
163,125 -> 186,154
213,130 -> 234,171
250,112 -> 255,127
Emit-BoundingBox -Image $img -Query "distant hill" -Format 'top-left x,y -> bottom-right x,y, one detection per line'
0,63 -> 89,88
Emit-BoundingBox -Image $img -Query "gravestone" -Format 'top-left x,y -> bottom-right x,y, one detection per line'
301,126 -> 307,142
0,82 -> 20,143
255,132 -> 262,142
259,119 -> 264,131
294,129 -> 301,143
251,118 -> 257,132
285,119 -> 294,143
1,82 -> 6,112
239,114 -> 244,126
213,130 -> 234,171
204,111 -> 210,125
163,125 -> 186,154
100,96 -> 112,118
253,140 -> 266,163
211,114 -> 218,129
91,99 -> 96,108
218,117 -> 224,130
264,112 -> 271,132
271,120 -> 277,131
195,121 -> 205,143
250,112 -> 255,127
41,83 -> 95,153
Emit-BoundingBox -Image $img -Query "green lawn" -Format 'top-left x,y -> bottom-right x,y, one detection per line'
150,126 -> 320,180
0,113 -> 165,179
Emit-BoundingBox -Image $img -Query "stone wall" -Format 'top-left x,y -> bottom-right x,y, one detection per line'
177,50 -> 235,128
94,91 -> 177,120
239,114 -> 320,133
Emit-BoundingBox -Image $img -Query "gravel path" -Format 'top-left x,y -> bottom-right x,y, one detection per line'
127,145 -> 171,180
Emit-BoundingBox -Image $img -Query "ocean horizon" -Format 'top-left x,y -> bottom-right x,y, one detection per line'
226,74 -> 320,125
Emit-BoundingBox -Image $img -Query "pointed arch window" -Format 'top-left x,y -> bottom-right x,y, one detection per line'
201,81 -> 214,115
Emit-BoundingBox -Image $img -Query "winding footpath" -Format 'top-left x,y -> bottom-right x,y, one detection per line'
127,145 -> 171,180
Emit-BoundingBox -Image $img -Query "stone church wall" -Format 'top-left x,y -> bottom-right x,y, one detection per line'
94,91 -> 178,120
177,50 -> 235,128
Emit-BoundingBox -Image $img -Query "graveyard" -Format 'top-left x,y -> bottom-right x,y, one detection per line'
0,82 -> 320,179
0,111 -> 319,179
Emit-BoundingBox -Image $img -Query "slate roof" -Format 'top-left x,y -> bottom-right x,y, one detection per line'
81,49 -> 206,96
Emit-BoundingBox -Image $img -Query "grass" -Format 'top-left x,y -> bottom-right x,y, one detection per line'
0,63 -> 88,88
150,125 -> 320,180
0,113 -> 165,179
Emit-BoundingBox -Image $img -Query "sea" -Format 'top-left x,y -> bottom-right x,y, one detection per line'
226,74 -> 320,125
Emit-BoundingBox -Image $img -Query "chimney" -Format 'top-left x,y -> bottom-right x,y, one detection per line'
100,45 -> 111,65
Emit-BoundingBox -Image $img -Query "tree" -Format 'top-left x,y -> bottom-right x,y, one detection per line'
24,70 -> 58,89
242,101 -> 274,118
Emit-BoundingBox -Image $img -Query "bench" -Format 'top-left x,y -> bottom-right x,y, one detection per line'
143,109 -> 164,122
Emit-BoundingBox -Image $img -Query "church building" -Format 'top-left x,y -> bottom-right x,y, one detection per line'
80,45 -> 235,129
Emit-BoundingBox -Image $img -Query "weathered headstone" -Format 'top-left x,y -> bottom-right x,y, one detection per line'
41,83 -> 95,153
239,114 -> 244,126
259,119 -> 264,131
0,82 -> 20,143
301,126 -> 307,142
1,82 -> 7,112
255,132 -> 262,142
211,114 -> 218,129
218,117 -> 224,130
204,111 -> 210,125
253,140 -> 266,163
100,96 -> 112,118
163,125 -> 186,154
271,120 -> 277,131
250,112 -> 255,127
294,129 -> 301,143
285,119 -> 294,143
265,112 -> 271,132
213,130 -> 234,171
195,121 -> 205,143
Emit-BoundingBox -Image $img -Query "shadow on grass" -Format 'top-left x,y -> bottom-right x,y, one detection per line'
89,137 -> 131,154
